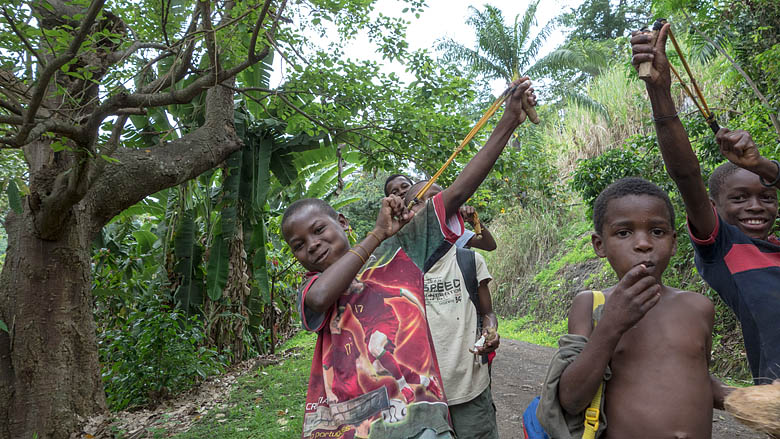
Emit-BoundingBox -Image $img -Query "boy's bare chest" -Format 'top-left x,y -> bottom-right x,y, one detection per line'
612,301 -> 709,360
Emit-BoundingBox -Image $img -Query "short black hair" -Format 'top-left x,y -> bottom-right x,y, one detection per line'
708,161 -> 741,201
281,198 -> 338,233
403,180 -> 444,205
384,174 -> 413,196
593,177 -> 675,234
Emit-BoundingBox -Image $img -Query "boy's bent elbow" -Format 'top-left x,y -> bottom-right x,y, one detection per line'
305,290 -> 334,314
557,380 -> 586,415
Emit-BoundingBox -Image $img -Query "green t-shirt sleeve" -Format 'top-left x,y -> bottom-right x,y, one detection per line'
374,192 -> 454,270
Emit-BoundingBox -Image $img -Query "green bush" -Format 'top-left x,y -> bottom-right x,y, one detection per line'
99,293 -> 224,410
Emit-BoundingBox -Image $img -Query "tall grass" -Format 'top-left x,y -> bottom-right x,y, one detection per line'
485,201 -> 589,317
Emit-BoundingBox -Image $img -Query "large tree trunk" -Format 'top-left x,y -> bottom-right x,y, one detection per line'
0,207 -> 106,439
0,82 -> 243,438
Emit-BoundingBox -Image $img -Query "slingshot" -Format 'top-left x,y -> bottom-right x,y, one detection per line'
406,81 -> 538,238
639,19 -> 721,134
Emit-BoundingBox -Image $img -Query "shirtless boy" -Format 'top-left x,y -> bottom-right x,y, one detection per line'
546,178 -> 728,439
631,23 -> 780,384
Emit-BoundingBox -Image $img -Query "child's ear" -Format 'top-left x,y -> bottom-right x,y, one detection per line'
338,213 -> 349,230
672,230 -> 678,256
592,233 -> 606,258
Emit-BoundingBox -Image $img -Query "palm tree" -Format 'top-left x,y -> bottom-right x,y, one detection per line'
438,2 -> 550,83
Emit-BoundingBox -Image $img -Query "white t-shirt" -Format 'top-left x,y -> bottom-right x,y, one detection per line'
423,246 -> 492,405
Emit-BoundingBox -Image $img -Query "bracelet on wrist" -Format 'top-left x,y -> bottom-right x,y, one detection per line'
348,249 -> 366,265
366,230 -> 382,245
759,159 -> 780,188
652,111 -> 679,123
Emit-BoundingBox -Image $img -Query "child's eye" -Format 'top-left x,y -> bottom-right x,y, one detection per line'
315,226 -> 325,234
651,228 -> 666,237
616,230 -> 631,237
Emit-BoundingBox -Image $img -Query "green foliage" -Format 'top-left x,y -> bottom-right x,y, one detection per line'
438,2 -> 551,81
560,0 -> 652,41
501,315 -> 567,347
570,131 -> 675,215
533,234 -> 596,292
154,332 -> 316,439
99,293 -> 224,411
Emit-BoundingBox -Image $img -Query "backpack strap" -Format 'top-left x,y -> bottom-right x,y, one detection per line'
455,247 -> 489,364
583,291 -> 605,439
456,247 -> 479,315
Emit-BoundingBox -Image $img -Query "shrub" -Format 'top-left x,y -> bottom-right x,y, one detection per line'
99,293 -> 224,410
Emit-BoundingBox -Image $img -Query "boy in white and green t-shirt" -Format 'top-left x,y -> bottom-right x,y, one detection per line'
406,181 -> 500,439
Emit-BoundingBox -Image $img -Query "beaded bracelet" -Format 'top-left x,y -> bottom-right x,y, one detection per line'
348,249 -> 366,265
366,230 -> 382,245
759,159 -> 780,188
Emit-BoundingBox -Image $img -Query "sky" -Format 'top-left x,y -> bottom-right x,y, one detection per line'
271,0 -> 584,94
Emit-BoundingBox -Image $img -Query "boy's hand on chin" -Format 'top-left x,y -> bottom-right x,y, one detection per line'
374,195 -> 414,241
603,264 -> 662,334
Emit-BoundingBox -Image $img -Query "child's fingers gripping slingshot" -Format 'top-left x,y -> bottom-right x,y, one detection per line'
636,19 -> 721,134
407,78 -> 539,212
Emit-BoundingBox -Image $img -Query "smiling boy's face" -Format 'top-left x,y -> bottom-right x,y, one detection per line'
714,168 -> 778,241
282,206 -> 350,273
592,194 -> 677,282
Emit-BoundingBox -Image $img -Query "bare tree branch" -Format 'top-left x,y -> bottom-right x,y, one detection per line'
200,0 -> 219,75
13,0 -> 106,147
137,8 -> 200,94
114,107 -> 146,116
105,41 -> 171,65
250,0 -> 274,59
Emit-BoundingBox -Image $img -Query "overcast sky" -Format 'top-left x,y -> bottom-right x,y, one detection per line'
272,0 -> 584,92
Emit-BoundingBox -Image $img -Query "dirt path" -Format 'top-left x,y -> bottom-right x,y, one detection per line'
491,339 -> 763,438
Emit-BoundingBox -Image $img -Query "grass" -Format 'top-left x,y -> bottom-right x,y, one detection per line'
500,314 -> 567,348
161,331 -> 317,439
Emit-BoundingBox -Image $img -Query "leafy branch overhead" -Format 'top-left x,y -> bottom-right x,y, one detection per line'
0,0 -> 283,239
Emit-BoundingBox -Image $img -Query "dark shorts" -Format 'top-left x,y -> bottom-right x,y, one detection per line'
448,385 -> 498,439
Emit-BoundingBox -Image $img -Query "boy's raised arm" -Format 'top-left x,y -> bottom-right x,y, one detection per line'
631,23 -> 717,240
440,79 -> 536,218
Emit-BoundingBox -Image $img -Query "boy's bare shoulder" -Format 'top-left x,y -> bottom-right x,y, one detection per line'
665,287 -> 715,315
568,290 -> 601,336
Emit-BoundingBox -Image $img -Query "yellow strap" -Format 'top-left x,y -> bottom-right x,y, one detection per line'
583,291 -> 605,439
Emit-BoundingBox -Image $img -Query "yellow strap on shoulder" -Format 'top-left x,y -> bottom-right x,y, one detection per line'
583,291 -> 605,439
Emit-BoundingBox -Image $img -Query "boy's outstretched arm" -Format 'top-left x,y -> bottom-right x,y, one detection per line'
305,195 -> 413,313
460,205 -> 497,251
558,265 -> 661,414
631,23 -> 716,240
440,79 -> 536,218
717,128 -> 780,189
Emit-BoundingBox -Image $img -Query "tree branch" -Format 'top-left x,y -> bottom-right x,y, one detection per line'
200,0 -> 219,75
250,0 -> 274,59
1,8 -> 44,67
105,41 -> 172,65
12,0 -> 106,147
